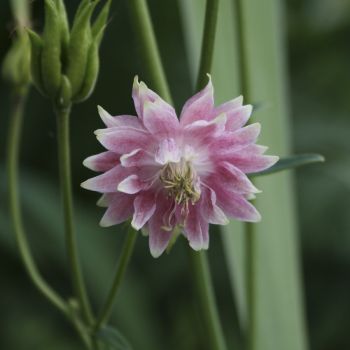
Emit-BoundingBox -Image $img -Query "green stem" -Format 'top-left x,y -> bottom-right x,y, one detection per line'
196,0 -> 220,90
127,0 -> 172,103
245,223 -> 256,350
94,227 -> 138,332
6,89 -> 68,315
234,0 -> 256,348
55,105 -> 93,326
190,251 -> 227,350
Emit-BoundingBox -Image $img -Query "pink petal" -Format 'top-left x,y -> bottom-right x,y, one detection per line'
132,76 -> 176,120
131,191 -> 156,230
184,204 -> 208,250
100,192 -> 135,227
81,165 -> 132,193
98,105 -> 143,129
117,174 -> 148,194
96,127 -> 152,154
216,190 -> 261,222
143,101 -> 179,136
207,162 -> 260,194
154,138 -> 181,165
83,151 -> 120,172
184,114 -> 226,142
120,149 -> 156,167
180,76 -> 214,126
210,123 -> 261,154
225,105 -> 252,131
200,187 -> 229,225
148,195 -> 174,258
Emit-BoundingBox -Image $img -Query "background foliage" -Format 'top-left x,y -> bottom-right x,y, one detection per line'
0,0 -> 349,349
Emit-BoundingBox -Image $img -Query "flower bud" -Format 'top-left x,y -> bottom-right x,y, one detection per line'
66,1 -> 96,98
27,29 -> 46,95
57,74 -> 72,108
41,0 -> 63,99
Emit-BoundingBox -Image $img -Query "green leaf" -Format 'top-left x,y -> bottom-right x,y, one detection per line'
96,325 -> 133,350
252,153 -> 325,177
179,0 -> 309,349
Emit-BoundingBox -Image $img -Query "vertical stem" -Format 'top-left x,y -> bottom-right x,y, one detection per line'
127,0 -> 172,103
234,1 -> 256,349
190,251 -> 227,350
6,90 -> 68,315
55,106 -> 93,325
94,227 -> 137,332
196,0 -> 220,90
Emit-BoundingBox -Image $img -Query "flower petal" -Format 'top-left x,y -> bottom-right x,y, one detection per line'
208,161 -> 260,194
98,105 -> 143,129
117,174 -> 148,194
132,76 -> 176,119
100,193 -> 135,227
96,127 -> 152,154
210,123 -> 261,154
120,149 -> 156,167
154,138 -> 181,165
216,190 -> 261,222
143,100 -> 179,136
200,187 -> 229,225
148,195 -> 173,258
184,204 -> 206,250
81,165 -> 132,193
180,76 -> 214,126
83,151 -> 120,172
131,191 -> 156,230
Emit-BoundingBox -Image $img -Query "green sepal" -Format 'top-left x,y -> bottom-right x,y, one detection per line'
27,29 -> 46,96
250,153 -> 325,177
55,0 -> 70,61
41,0 -> 62,98
66,1 -> 97,97
92,0 -> 111,47
73,41 -> 99,103
56,75 -> 72,109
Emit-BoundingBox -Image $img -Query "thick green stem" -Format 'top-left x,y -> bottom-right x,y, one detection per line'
196,0 -> 219,90
94,227 -> 137,332
6,90 -> 68,315
190,251 -> 227,350
127,0 -> 172,103
55,106 -> 93,326
234,0 -> 256,348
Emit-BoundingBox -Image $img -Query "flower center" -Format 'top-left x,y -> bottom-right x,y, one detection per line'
160,161 -> 201,206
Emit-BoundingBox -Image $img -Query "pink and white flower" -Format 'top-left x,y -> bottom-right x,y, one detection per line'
81,76 -> 278,257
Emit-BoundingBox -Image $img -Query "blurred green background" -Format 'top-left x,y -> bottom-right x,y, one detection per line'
1,0 -> 349,349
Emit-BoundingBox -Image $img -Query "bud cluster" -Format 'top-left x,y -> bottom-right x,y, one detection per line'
28,0 -> 111,108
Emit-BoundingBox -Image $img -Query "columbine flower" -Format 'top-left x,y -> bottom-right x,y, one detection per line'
81,76 -> 278,257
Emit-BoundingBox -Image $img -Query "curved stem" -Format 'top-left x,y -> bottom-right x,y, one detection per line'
55,106 -> 93,326
190,251 -> 227,350
127,0 -> 172,103
196,0 -> 220,90
94,227 -> 137,332
6,90 -> 68,315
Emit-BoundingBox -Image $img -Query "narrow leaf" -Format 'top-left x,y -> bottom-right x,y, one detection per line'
251,153 -> 325,177
96,325 -> 133,350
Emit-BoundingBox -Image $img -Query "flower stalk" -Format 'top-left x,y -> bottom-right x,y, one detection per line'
55,105 -> 93,325
94,226 -> 138,332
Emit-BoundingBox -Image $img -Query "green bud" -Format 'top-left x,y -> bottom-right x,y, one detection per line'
27,29 -> 46,95
73,41 -> 99,103
41,0 -> 62,98
56,74 -> 72,108
1,32 -> 30,91
66,1 -> 97,98
92,0 -> 111,47
55,0 -> 70,61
